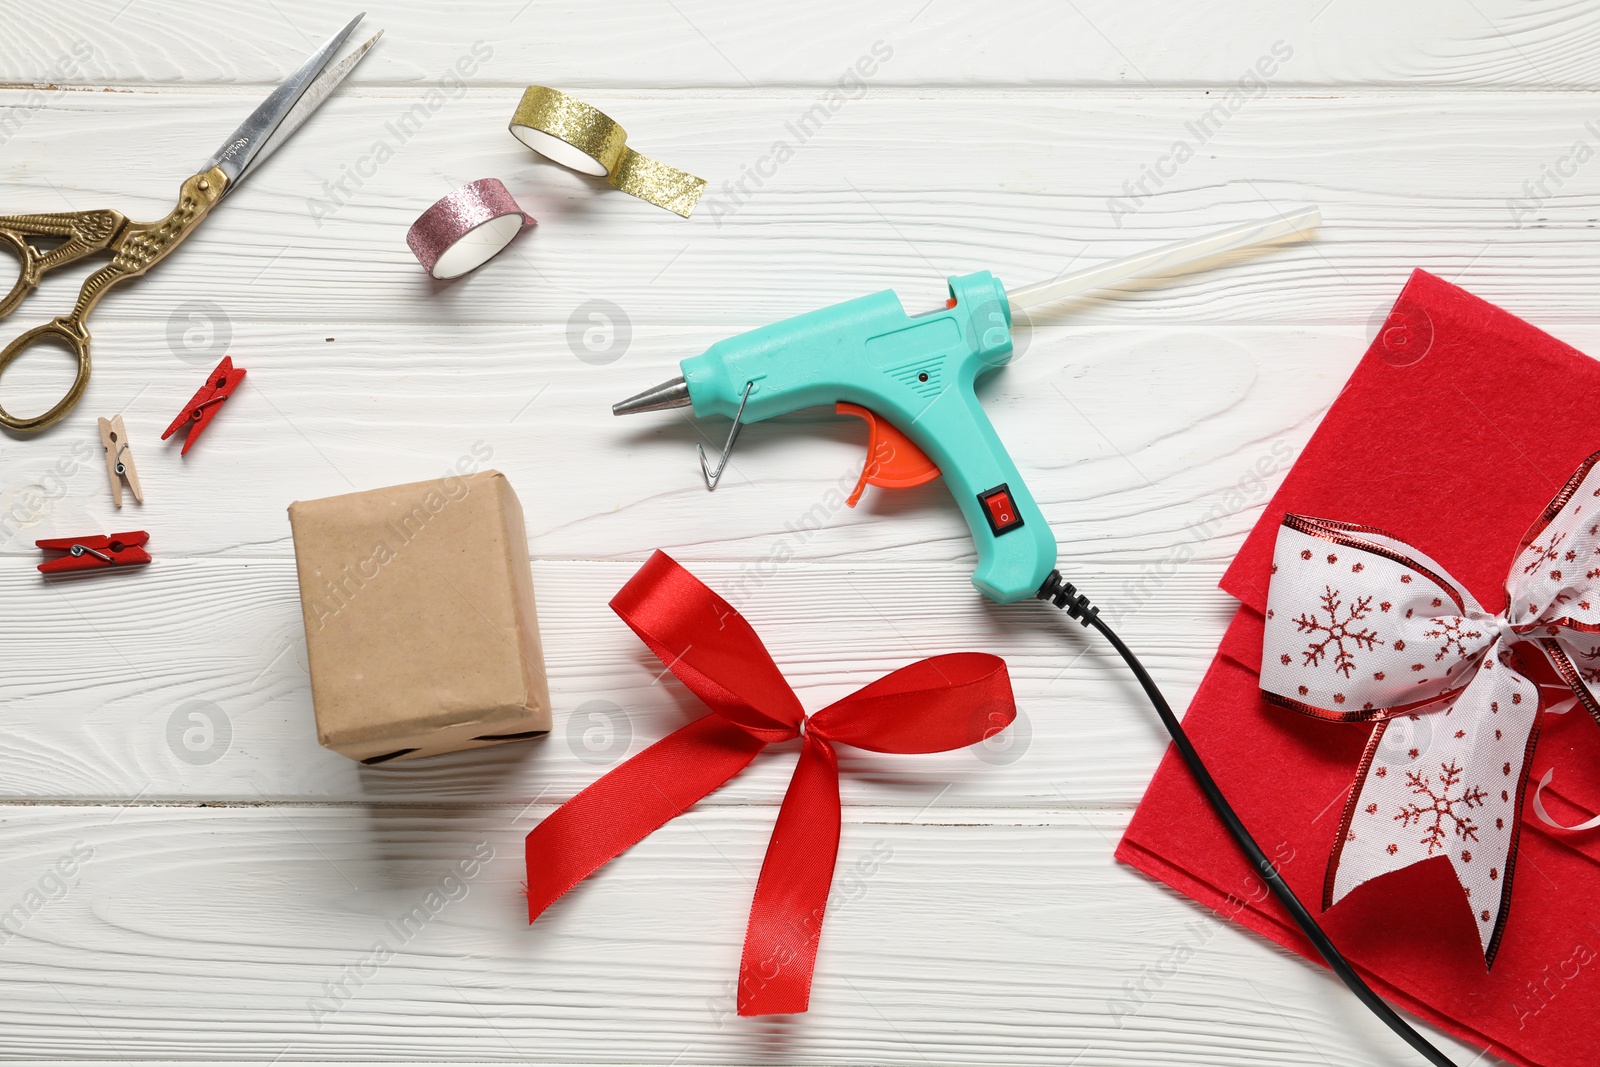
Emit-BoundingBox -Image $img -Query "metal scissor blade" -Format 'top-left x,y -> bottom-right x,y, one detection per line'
203,12 -> 369,188
234,29 -> 383,194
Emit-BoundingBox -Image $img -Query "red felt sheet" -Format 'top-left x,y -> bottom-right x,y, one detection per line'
1118,270 -> 1600,1067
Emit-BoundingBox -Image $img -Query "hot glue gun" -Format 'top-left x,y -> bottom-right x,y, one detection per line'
614,207 -> 1320,604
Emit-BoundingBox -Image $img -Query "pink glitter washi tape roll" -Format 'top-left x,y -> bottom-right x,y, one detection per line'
406,178 -> 536,279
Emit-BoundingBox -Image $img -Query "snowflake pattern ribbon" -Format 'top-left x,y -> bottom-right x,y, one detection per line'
1261,450 -> 1600,963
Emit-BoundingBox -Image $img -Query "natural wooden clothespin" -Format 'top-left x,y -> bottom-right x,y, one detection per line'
98,415 -> 143,507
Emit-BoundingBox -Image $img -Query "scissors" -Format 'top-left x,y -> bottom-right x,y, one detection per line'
0,13 -> 382,433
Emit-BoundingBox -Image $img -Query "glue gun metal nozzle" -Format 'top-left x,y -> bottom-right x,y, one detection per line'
613,376 -> 691,415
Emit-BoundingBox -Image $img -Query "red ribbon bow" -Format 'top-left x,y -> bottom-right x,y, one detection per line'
524,551 -> 1016,1016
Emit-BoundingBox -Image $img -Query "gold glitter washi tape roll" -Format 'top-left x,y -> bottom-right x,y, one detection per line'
508,86 -> 706,218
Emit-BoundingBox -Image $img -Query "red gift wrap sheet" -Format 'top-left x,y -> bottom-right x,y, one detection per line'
1118,269 -> 1600,1067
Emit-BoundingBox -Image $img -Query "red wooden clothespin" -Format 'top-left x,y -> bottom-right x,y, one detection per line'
163,356 -> 246,454
36,532 -> 151,575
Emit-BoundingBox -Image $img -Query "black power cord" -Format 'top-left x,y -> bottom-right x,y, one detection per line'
1036,571 -> 1460,1067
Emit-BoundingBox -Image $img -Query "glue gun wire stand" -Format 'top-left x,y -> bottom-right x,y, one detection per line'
1037,574 -> 1460,1067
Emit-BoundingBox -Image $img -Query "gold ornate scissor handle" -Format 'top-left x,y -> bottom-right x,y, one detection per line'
0,13 -> 380,434
0,170 -> 225,432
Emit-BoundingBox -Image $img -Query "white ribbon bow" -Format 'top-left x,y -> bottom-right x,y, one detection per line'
1261,452 -> 1600,963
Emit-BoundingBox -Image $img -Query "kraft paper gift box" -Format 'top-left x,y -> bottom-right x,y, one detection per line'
1117,270 -> 1600,1067
288,470 -> 551,763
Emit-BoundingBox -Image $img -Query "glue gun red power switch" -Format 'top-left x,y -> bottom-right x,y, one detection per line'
613,209 -> 1319,603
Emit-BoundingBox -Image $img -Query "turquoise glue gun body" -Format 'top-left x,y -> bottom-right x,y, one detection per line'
618,272 -> 1058,604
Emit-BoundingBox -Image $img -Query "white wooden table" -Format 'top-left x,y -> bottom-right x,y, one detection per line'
1,2 -> 1587,1063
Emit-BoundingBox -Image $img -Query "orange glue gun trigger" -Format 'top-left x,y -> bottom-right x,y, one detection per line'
835,402 -> 941,507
